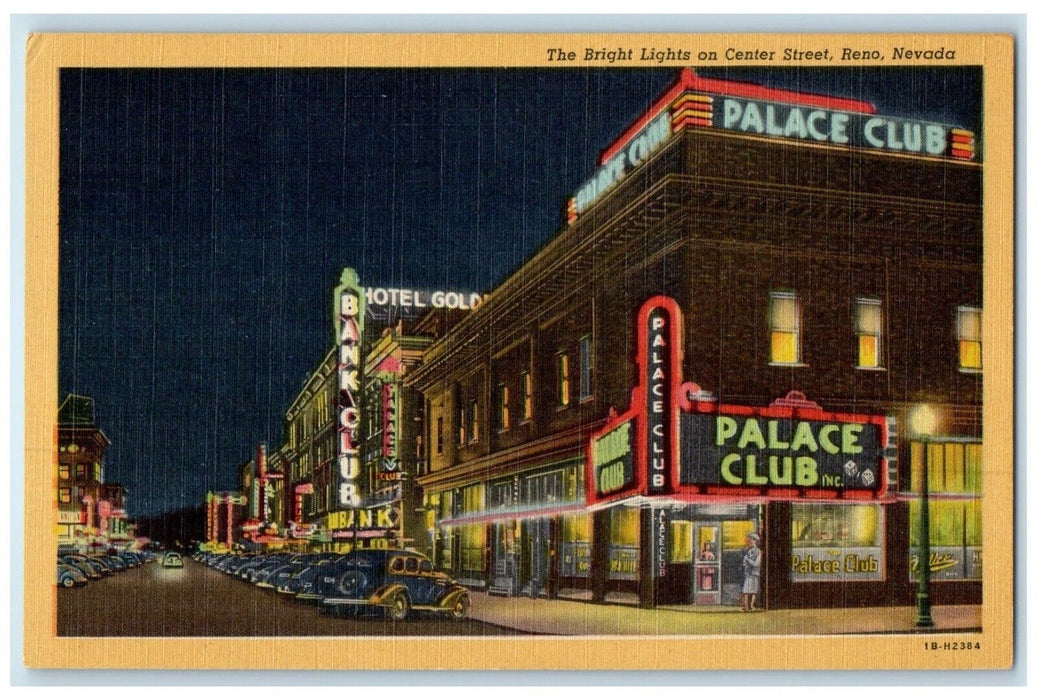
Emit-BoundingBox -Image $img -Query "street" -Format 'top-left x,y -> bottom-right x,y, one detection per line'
57,558 -> 522,637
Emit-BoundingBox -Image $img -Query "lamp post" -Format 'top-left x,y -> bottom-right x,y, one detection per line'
910,404 -> 936,628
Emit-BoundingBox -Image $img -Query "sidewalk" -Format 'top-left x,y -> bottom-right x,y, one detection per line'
468,591 -> 981,636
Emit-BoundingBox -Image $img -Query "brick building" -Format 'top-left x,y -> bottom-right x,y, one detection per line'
405,69 -> 982,609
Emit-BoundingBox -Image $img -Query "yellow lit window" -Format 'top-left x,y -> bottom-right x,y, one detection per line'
769,292 -> 800,364
469,401 -> 479,443
855,298 -> 883,368
521,371 -> 533,420
669,520 -> 693,563
498,384 -> 510,432
609,506 -> 640,546
957,306 -> 982,370
556,352 -> 570,407
58,488 -> 71,504
561,513 -> 591,542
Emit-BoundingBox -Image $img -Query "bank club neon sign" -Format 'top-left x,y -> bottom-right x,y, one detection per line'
586,297 -> 889,506
334,268 -> 364,508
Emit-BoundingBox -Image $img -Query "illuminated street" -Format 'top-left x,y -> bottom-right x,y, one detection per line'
57,558 -> 523,637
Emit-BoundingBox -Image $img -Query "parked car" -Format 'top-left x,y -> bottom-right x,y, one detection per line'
162,551 -> 184,568
279,556 -> 343,599
59,555 -> 102,580
318,550 -> 470,621
57,563 -> 88,588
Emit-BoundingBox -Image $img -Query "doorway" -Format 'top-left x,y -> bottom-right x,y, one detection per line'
693,522 -> 722,605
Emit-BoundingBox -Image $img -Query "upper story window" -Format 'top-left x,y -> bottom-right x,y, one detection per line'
76,464 -> 86,480
521,371 -> 533,421
556,352 -> 571,407
497,384 -> 510,433
769,291 -> 801,365
59,487 -> 72,504
58,465 -> 70,481
468,400 -> 480,444
855,298 -> 883,369
957,306 -> 982,371
436,416 -> 444,455
579,335 -> 593,401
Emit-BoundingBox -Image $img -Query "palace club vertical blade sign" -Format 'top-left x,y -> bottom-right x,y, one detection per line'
588,296 -> 683,503
587,296 -> 890,506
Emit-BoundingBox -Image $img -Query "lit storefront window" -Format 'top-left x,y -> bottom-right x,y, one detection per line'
855,298 -> 883,368
957,306 -> 982,371
909,441 -> 982,580
769,291 -> 801,364
560,513 -> 591,577
669,520 -> 693,563
790,504 -> 884,581
608,506 -> 640,580
459,524 -> 485,573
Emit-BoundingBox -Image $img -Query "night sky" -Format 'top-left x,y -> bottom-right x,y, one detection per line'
58,66 -> 982,517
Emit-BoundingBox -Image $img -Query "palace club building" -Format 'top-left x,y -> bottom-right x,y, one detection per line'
406,68 -> 982,610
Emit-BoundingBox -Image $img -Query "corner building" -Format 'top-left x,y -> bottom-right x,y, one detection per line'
406,68 -> 982,609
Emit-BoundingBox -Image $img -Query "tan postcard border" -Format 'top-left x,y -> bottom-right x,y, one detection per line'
24,32 -> 1014,671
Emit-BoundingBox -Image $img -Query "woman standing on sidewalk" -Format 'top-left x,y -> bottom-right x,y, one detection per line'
741,533 -> 761,612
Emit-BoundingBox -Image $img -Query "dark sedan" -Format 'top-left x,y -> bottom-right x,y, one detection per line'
318,550 -> 470,621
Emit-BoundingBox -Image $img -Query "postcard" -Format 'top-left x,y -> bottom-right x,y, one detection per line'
23,31 -> 1014,671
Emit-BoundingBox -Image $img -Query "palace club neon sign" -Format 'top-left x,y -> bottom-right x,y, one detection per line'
334,268 -> 364,508
586,297 -> 889,506
587,296 -> 682,505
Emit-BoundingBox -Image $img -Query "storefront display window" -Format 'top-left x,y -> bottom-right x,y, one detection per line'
560,513 -> 590,577
459,524 -> 485,573
669,520 -> 693,564
791,504 -> 884,581
521,470 -> 563,505
909,441 -> 982,581
608,506 -> 639,580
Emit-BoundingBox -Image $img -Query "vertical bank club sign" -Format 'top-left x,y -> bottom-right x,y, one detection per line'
588,296 -> 682,505
335,268 -> 364,508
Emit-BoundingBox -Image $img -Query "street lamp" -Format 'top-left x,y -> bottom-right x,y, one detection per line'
910,404 -> 937,628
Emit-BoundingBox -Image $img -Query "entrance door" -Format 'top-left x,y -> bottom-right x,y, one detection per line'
527,519 -> 549,598
490,521 -> 518,595
693,522 -> 722,605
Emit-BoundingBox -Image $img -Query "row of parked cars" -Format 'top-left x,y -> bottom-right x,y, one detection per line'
57,550 -> 156,587
194,548 -> 471,621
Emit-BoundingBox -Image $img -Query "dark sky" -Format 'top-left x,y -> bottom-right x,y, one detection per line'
59,66 -> 982,517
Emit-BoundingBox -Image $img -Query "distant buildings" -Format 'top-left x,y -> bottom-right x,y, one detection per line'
56,394 -> 137,551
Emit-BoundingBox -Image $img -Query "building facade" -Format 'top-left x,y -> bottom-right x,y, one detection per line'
406,68 -> 982,609
56,394 -> 136,552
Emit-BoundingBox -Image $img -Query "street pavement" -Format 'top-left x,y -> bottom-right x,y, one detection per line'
464,591 -> 982,636
57,557 -> 981,637
57,557 -> 519,637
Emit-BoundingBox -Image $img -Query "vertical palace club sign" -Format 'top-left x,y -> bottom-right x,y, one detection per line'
334,268 -> 365,508
587,296 -> 890,506
588,296 -> 683,503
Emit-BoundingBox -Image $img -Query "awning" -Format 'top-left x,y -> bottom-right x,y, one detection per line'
440,502 -> 586,527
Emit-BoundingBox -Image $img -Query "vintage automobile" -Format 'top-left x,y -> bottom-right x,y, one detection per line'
161,551 -> 184,568
318,549 -> 470,621
57,563 -> 88,588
